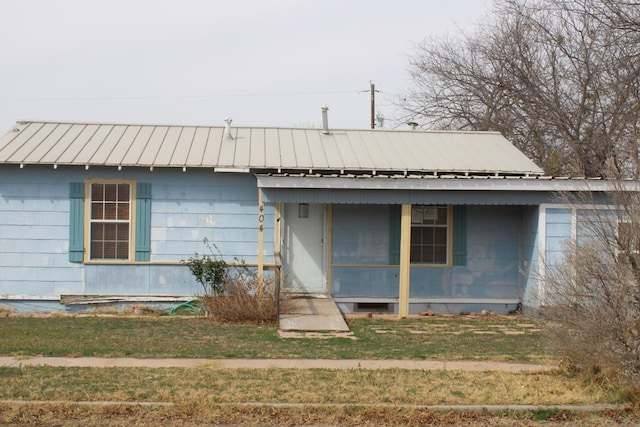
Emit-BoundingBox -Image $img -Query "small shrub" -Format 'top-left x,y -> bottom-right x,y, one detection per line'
183,239 -> 228,295
183,239 -> 281,324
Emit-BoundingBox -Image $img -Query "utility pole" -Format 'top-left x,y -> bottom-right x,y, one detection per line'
370,81 -> 376,129
363,81 -> 380,129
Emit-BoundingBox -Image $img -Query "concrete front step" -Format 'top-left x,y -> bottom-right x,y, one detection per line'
278,293 -> 350,332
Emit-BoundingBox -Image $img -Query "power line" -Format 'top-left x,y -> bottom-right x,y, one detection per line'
0,90 -> 362,102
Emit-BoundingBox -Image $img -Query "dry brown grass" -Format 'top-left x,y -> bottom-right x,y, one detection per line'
1,366 -> 636,425
0,367 -> 620,406
0,402 -> 636,426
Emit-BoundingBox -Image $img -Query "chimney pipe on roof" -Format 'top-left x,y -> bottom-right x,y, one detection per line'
224,117 -> 233,140
321,106 -> 330,135
407,121 -> 419,130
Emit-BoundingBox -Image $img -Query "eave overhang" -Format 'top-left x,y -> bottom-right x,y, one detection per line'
256,175 -> 640,192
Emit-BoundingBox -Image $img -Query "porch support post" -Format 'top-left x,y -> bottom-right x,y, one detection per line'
274,203 -> 281,257
257,188 -> 265,284
398,204 -> 412,318
326,204 -> 333,294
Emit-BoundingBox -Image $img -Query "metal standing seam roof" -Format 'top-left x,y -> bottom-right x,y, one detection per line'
0,120 -> 545,175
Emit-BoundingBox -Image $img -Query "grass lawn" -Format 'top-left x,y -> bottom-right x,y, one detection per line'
0,315 -> 548,360
1,314 -> 638,425
0,366 -> 636,426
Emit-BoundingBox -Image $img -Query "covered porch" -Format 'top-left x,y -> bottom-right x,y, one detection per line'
259,175 -> 556,317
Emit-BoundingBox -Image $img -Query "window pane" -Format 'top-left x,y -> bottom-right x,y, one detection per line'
411,206 -> 422,224
424,228 -> 434,244
91,242 -> 103,259
117,202 -> 129,220
422,207 -> 438,224
104,203 -> 117,220
104,184 -> 117,201
91,203 -> 103,220
118,184 -> 130,200
411,227 -> 422,244
116,242 -> 129,259
91,223 -> 104,240
410,245 -> 422,263
92,184 -> 103,201
433,246 -> 447,263
434,227 -> 447,244
102,241 -> 116,259
103,223 -> 117,240
116,223 -> 129,240
435,207 -> 448,224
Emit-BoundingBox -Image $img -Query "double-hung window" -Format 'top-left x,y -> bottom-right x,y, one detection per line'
89,183 -> 132,260
410,205 -> 451,265
69,181 -> 151,263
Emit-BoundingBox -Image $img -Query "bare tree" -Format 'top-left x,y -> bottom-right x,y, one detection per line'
402,0 -> 640,177
541,186 -> 640,391
403,0 -> 640,391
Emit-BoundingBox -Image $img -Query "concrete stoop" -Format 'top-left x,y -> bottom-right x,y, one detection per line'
278,293 -> 350,333
278,330 -> 356,339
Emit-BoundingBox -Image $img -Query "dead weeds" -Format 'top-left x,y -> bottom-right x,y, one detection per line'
0,402 -> 636,426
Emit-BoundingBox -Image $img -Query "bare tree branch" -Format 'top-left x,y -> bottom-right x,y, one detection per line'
401,0 -> 640,177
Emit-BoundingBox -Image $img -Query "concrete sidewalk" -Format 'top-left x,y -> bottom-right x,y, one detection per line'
279,293 -> 350,332
0,356 -> 555,371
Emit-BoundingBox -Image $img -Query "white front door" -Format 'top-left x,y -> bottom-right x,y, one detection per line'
282,203 -> 326,293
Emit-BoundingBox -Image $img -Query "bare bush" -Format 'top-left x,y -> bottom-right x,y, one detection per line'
183,239 -> 283,324
200,267 -> 280,324
540,189 -> 640,393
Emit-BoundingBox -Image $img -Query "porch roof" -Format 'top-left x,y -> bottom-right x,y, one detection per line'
256,174 -> 640,192
257,174 -> 636,205
0,120 -> 544,176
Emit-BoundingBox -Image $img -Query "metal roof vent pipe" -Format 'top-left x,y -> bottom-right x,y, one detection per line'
407,121 -> 419,130
321,106 -> 330,135
224,117 -> 233,140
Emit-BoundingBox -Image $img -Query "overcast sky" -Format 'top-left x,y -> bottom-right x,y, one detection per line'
0,0 -> 491,132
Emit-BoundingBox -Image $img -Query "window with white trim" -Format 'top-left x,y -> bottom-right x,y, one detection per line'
89,183 -> 131,260
410,205 -> 450,264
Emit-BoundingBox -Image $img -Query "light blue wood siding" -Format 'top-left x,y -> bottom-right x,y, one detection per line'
331,205 -> 400,297
545,208 -> 572,267
410,206 -> 523,299
520,206 -> 540,307
332,266 -> 400,298
332,204 -> 391,265
331,204 -> 532,301
149,171 -> 274,263
0,168 -> 84,296
0,166 -> 274,299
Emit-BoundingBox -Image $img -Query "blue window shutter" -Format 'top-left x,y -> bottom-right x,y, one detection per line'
135,183 -> 152,262
389,205 -> 401,264
453,206 -> 467,266
69,183 -> 85,263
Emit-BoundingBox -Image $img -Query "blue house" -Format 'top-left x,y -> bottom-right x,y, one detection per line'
0,116 -> 623,315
